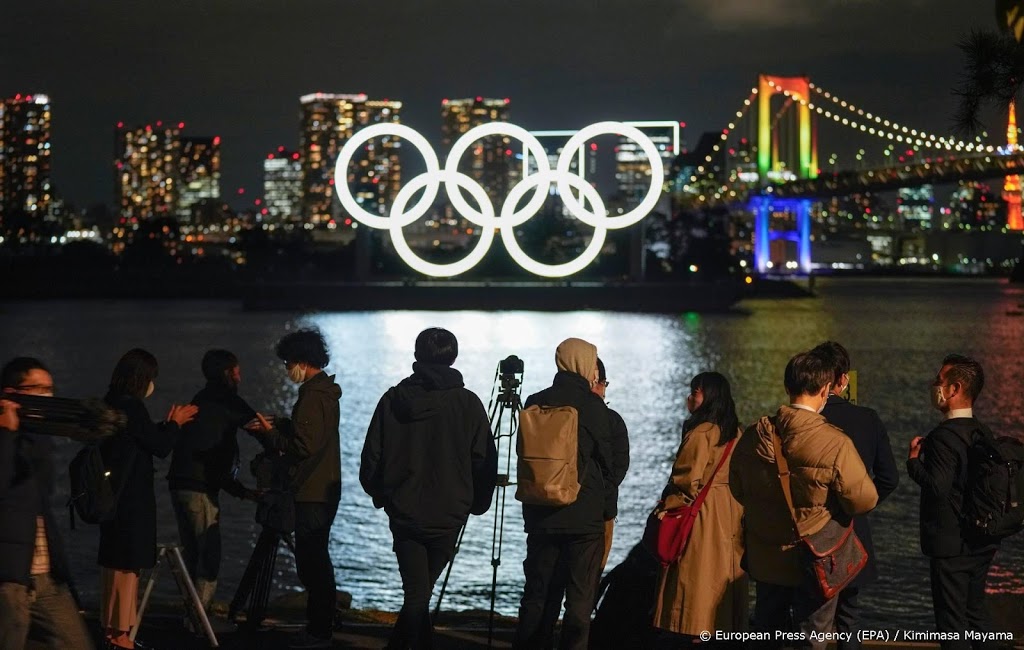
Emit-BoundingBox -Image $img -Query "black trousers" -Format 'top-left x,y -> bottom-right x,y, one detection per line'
294,496 -> 340,639
929,549 -> 998,650
752,581 -> 839,650
834,586 -> 861,650
515,532 -> 603,650
387,528 -> 460,650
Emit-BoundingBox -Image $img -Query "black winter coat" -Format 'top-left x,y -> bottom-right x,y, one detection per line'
99,394 -> 179,570
254,372 -> 341,503
0,429 -> 72,586
603,408 -> 630,520
821,395 -> 899,585
167,383 -> 255,497
360,363 -> 498,536
522,371 -> 613,536
907,416 -> 999,558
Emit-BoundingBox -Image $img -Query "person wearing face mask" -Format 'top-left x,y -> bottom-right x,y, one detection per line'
907,354 -> 998,650
652,371 -> 746,647
247,328 -> 341,650
167,349 -> 260,624
100,348 -> 198,650
0,357 -> 95,650
731,350 -> 878,650
812,342 -> 899,650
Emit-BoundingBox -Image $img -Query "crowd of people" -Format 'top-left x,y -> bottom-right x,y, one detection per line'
0,327 -> 1013,650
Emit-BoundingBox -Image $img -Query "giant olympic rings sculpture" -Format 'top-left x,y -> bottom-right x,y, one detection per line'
333,121 -> 664,278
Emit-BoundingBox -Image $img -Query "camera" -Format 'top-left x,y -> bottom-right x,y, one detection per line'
499,355 -> 524,377
496,355 -> 524,406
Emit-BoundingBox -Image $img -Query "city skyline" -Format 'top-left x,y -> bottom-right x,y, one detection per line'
0,0 -> 1008,210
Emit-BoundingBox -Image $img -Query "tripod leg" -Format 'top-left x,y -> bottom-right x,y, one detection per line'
252,533 -> 279,628
230,528 -> 274,622
430,523 -> 466,626
168,545 -> 220,647
131,549 -> 164,643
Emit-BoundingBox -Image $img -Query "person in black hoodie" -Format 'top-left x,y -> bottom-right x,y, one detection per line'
813,342 -> 899,650
514,338 -> 613,650
247,328 -> 342,650
0,358 -> 94,650
167,349 -> 259,616
100,349 -> 197,650
360,327 -> 498,650
908,354 -> 998,650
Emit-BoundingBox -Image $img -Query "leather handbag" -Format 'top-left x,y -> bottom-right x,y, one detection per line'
772,428 -> 867,600
643,437 -> 737,566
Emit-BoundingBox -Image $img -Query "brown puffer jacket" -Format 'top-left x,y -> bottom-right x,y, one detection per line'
731,406 -> 878,587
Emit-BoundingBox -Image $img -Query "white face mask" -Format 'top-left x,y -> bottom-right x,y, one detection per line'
288,364 -> 306,384
145,381 -> 155,398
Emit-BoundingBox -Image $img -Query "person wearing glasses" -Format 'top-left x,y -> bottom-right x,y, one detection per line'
0,357 -> 94,649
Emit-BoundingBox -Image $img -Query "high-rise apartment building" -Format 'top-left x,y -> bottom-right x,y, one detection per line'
263,146 -> 302,224
615,121 -> 681,208
115,122 -> 182,222
0,93 -> 53,232
178,136 -> 221,220
897,185 -> 935,231
441,97 -> 516,206
298,93 -> 402,227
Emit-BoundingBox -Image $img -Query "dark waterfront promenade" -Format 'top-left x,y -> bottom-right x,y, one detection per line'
3,276 -> 1024,646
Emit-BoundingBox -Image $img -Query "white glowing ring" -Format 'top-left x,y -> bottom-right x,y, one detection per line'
500,170 -> 608,277
445,122 -> 551,228
388,170 -> 496,277
333,121 -> 663,278
334,123 -> 440,229
559,121 -> 664,229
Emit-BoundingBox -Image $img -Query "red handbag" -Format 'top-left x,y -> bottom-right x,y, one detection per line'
643,438 -> 737,566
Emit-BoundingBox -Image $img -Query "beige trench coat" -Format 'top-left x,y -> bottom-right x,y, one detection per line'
653,422 -> 748,635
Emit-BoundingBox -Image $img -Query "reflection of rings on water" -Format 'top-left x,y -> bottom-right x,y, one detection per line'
333,120 -> 664,278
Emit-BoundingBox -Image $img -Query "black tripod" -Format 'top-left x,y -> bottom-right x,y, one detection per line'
432,355 -> 523,648
228,526 -> 295,629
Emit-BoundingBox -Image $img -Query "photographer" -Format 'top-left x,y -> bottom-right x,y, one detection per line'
0,358 -> 93,650
167,349 -> 260,619
360,327 -> 498,650
247,328 -> 341,650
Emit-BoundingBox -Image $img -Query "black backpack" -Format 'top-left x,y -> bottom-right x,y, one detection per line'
590,543 -> 660,649
960,426 -> 1024,541
67,442 -> 135,528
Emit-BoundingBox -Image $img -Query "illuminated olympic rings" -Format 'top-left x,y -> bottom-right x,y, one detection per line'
333,121 -> 664,278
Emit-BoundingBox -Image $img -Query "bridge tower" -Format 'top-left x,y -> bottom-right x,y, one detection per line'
1005,102 -> 1024,230
753,74 -> 818,274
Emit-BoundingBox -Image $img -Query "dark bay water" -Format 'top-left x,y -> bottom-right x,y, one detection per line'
1,277 -> 1022,630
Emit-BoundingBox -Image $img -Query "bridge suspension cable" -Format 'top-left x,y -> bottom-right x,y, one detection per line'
687,86 -> 760,191
802,82 -> 995,153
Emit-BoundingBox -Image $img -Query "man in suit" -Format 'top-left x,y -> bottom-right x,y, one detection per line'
813,342 -> 899,650
908,354 -> 999,650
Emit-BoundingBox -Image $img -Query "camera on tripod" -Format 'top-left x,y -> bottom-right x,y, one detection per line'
497,355 -> 524,406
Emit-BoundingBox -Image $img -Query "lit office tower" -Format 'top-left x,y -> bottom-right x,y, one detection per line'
115,122 -> 182,221
0,94 -> 53,230
441,97 -> 516,205
263,147 -> 303,224
177,135 -> 221,220
298,93 -> 402,227
615,122 -> 681,208
897,185 -> 935,231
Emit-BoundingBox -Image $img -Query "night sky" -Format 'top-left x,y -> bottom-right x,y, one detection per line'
0,0 -> 1004,210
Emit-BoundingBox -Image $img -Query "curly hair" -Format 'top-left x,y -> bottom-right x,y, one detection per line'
275,328 -> 330,369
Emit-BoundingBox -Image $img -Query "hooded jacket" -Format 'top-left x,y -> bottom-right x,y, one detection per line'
360,362 -> 498,535
522,339 -> 613,535
731,406 -> 878,586
255,372 -> 342,503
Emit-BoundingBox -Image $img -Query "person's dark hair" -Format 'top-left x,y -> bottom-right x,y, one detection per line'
684,372 -> 740,445
942,353 -> 985,401
202,349 -> 239,386
812,341 -> 851,386
784,350 -> 833,397
414,328 -> 458,366
275,328 -> 330,369
108,349 -> 159,399
596,358 -> 607,384
1,357 -> 50,390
